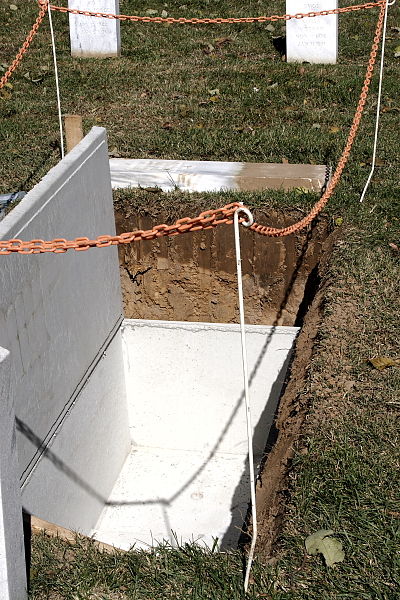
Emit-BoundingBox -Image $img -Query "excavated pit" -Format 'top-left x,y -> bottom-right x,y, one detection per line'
115,204 -> 330,328
114,200 -> 333,553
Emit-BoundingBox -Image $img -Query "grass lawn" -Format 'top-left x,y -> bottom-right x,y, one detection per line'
1,0 -> 399,598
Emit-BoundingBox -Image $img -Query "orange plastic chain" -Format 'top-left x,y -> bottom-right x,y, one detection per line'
0,1 -> 49,90
48,0 -> 385,24
0,0 -> 386,253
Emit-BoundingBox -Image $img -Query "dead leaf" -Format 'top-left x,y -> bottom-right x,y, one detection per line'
161,121 -> 174,130
369,356 -> 400,370
214,36 -> 233,47
9,4 -> 18,10
203,43 -> 215,55
389,242 -> 399,252
282,157 -> 289,164
329,126 -> 340,134
109,147 -> 121,158
305,530 -> 345,567
145,9 -> 158,15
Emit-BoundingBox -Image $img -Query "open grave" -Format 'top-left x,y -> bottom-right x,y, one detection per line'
0,128 -> 331,595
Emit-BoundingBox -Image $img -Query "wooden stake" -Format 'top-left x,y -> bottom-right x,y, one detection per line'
64,114 -> 83,153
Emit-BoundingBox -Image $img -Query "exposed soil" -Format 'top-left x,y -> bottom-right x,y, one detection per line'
114,196 -> 336,555
255,231 -> 340,557
115,201 -> 330,327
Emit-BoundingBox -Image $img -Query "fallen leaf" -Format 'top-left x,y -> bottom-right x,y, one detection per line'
335,217 -> 344,226
329,126 -> 340,134
281,157 -> 289,164
109,147 -> 121,158
389,242 -> 399,252
203,43 -> 215,55
369,356 -> 400,370
0,89 -> 12,100
305,530 -> 345,567
265,24 -> 275,32
161,121 -> 174,129
9,4 -> 18,10
394,45 -> 400,58
214,36 -> 233,47
208,88 -> 220,96
161,9 -> 168,17
145,9 -> 158,15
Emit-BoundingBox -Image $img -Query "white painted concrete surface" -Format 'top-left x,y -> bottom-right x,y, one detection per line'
110,158 -> 327,192
69,1 -> 121,57
93,320 -> 299,550
286,1 -> 338,64
0,348 -> 27,600
0,127 -> 130,534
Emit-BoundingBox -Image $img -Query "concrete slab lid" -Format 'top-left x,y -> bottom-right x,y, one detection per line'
110,158 -> 327,192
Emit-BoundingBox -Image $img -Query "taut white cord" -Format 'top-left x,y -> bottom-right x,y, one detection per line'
233,205 -> 257,593
359,0 -> 392,202
48,4 -> 65,159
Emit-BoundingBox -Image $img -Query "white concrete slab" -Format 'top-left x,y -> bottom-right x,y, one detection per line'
286,1 -> 338,64
93,447 -> 254,550
93,319 -> 299,549
0,127 -> 130,535
69,1 -> 121,58
122,320 -> 299,457
0,348 -> 27,600
110,158 -> 327,192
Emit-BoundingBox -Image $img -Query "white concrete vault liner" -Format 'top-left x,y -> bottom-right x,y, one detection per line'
93,319 -> 299,550
110,158 -> 328,193
0,127 -> 130,535
0,348 -> 27,600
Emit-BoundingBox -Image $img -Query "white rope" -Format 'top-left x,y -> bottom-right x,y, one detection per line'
359,0 -> 392,202
233,205 -> 257,593
48,3 -> 65,159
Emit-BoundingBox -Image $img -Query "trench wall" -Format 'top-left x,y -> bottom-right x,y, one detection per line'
0,127 -> 130,534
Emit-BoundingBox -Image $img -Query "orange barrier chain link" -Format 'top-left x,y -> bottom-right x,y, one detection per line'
48,1 -> 385,24
0,1 -> 49,90
0,0 -> 386,253
0,0 -> 386,254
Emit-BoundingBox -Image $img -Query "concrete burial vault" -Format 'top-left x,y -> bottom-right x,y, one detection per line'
0,128 -> 299,596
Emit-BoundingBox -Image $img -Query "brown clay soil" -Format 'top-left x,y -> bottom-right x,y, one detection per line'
115,201 -> 330,328
114,195 -> 337,553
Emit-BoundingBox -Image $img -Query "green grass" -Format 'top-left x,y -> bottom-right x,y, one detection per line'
1,0 -> 400,598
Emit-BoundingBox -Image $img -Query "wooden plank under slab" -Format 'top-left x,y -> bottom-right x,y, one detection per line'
25,514 -> 122,554
110,159 -> 328,193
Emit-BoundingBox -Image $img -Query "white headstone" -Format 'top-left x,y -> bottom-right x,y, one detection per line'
0,348 -> 27,600
69,1 -> 121,58
286,1 -> 338,64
